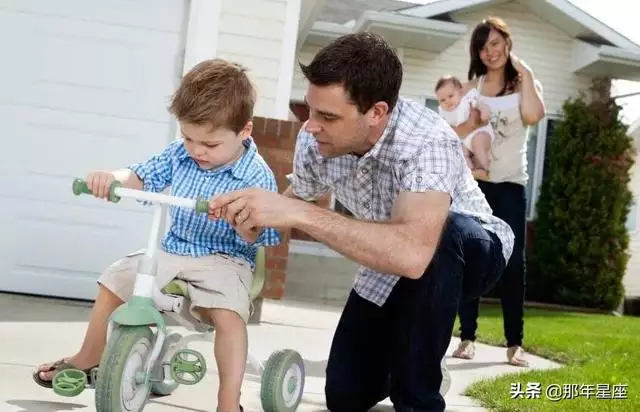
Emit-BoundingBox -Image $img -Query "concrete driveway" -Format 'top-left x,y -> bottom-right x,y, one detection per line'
0,293 -> 560,412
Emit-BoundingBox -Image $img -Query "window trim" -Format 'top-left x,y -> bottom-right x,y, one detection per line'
527,114 -> 562,221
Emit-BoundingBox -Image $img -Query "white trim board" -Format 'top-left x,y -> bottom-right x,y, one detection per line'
275,0 -> 302,120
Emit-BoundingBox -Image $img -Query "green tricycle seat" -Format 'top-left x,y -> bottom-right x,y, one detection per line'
160,247 -> 266,302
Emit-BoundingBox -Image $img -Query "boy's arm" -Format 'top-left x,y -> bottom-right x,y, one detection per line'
126,140 -> 181,193
111,169 -> 144,190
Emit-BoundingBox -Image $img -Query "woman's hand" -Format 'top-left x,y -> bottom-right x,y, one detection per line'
509,50 -> 532,75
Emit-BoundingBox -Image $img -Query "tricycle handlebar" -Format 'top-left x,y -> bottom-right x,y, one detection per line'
71,178 -> 209,214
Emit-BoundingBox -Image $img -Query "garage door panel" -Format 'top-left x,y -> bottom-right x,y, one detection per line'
1,198 -> 155,300
0,0 -> 186,33
0,11 -> 183,122
0,0 -> 186,300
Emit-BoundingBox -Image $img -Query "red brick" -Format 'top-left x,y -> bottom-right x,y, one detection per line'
265,118 -> 281,139
266,257 -> 287,270
270,242 -> 289,257
267,269 -> 287,284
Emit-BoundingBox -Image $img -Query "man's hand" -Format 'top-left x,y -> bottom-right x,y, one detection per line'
208,188 -> 308,231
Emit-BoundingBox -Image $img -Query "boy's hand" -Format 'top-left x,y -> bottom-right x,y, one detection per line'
86,171 -> 116,200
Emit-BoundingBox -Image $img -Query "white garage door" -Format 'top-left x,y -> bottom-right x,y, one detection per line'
0,0 -> 188,300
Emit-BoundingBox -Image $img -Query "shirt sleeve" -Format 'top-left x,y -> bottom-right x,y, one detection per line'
398,129 -> 465,197
289,128 -> 330,201
127,140 -> 181,193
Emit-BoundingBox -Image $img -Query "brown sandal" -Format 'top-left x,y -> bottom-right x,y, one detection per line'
32,358 -> 97,389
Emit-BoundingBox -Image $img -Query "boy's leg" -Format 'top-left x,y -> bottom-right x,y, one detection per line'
35,284 -> 123,383
34,252 -> 145,384
200,308 -> 247,412
180,253 -> 254,412
471,132 -> 492,174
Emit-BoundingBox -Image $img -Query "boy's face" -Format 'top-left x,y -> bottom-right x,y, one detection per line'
180,121 -> 252,169
436,82 -> 462,111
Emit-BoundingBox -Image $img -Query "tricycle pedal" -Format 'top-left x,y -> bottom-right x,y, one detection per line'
169,348 -> 207,385
52,369 -> 88,397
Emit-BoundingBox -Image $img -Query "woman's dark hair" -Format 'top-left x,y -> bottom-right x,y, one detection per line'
468,16 -> 519,96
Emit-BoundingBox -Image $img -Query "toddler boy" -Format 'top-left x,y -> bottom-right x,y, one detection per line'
33,58 -> 280,412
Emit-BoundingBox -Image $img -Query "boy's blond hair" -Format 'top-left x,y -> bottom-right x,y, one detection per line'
170,59 -> 256,134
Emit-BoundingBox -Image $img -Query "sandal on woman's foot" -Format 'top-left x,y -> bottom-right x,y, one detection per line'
507,345 -> 529,367
32,358 -> 98,389
452,340 -> 475,360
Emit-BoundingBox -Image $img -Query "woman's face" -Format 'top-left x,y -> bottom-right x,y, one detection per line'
479,28 -> 510,71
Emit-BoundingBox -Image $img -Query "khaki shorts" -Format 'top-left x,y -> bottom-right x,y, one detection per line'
98,249 -> 254,324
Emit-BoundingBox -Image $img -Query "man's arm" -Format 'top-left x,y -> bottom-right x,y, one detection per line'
294,190 -> 450,279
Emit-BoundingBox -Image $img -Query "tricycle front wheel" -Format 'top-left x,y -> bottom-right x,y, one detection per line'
95,325 -> 154,412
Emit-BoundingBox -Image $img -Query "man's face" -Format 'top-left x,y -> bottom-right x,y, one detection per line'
303,84 -> 371,158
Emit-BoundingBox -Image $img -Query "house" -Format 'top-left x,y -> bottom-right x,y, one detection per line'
285,0 -> 640,305
2,0 -> 640,310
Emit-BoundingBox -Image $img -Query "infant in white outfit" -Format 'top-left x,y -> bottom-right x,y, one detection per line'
435,75 -> 494,180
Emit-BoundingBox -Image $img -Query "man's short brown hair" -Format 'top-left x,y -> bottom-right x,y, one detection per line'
170,59 -> 256,134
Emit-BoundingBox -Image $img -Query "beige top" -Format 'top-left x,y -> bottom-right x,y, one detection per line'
475,75 -> 530,186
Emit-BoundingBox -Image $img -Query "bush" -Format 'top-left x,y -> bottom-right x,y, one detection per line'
528,93 -> 635,310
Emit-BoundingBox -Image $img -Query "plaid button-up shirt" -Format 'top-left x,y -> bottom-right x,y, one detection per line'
290,97 -> 515,306
128,137 -> 281,268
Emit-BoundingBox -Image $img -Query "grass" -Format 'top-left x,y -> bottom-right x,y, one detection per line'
455,304 -> 638,412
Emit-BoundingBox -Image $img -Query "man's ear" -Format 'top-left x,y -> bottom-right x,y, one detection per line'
369,101 -> 389,125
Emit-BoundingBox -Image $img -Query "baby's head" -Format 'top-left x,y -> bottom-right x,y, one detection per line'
435,75 -> 463,111
170,59 -> 256,169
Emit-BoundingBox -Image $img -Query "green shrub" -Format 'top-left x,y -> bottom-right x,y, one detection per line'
528,94 -> 635,310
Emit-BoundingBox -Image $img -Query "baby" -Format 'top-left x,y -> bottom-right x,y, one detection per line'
435,75 -> 494,180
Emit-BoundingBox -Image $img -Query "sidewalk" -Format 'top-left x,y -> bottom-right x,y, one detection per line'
0,293 -> 561,411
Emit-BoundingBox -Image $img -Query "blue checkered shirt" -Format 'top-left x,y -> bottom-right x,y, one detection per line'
128,137 -> 281,267
289,97 -> 515,306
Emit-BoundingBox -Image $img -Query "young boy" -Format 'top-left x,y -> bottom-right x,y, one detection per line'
32,59 -> 280,412
435,75 -> 494,180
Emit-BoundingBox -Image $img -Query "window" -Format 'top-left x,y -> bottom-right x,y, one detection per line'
425,97 -> 439,112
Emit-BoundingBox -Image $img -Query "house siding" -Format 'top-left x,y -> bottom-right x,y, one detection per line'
403,1 -> 593,116
289,0 -> 640,301
216,0 -> 288,117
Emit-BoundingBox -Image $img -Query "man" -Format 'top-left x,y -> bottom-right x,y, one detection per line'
209,33 -> 514,412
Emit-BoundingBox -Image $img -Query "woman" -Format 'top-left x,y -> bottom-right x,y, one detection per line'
452,16 -> 545,367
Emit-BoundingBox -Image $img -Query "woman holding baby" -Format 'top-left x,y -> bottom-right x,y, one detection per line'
450,16 -> 546,367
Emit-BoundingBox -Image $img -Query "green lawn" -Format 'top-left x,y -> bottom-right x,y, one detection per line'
455,304 -> 638,412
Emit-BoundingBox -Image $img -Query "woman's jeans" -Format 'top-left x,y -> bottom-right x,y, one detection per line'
457,180 -> 527,347
324,212 -> 506,412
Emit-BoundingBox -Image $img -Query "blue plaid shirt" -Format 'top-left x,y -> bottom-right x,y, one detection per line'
128,137 -> 281,267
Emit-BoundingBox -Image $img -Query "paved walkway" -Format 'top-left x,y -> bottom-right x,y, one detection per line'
0,293 -> 561,411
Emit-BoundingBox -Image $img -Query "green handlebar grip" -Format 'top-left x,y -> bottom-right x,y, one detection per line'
71,178 -> 122,203
195,198 -> 209,214
72,179 -> 92,196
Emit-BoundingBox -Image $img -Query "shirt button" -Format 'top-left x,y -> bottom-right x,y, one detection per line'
361,167 -> 369,174
363,202 -> 370,209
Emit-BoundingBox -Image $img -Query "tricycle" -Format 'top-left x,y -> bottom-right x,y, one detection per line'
51,178 -> 306,412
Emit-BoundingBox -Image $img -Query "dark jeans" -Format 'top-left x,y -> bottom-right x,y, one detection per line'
324,212 -> 506,412
457,181 -> 526,347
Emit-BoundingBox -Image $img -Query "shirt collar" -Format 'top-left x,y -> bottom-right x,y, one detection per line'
176,137 -> 257,179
